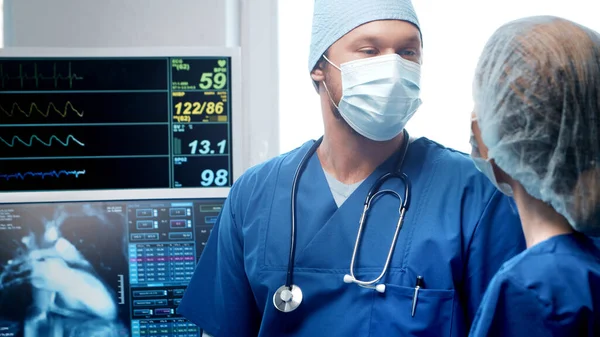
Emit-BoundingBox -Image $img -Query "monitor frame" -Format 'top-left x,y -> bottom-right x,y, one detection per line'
0,187 -> 230,204
0,47 -> 241,203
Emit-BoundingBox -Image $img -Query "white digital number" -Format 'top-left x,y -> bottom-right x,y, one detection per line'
198,140 -> 211,154
189,140 -> 213,154
200,169 -> 229,187
188,140 -> 198,154
217,139 -> 226,154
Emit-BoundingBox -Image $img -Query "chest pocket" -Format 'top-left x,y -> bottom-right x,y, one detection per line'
369,284 -> 455,336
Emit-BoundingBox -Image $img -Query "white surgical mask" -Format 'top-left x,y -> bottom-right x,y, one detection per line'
323,54 -> 422,141
470,131 -> 514,197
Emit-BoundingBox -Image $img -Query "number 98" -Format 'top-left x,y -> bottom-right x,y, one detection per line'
201,169 -> 229,187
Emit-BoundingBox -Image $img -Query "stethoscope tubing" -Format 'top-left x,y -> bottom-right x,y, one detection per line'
285,130 -> 410,289
286,137 -> 324,288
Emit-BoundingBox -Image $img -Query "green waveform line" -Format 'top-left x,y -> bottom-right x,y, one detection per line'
0,135 -> 85,147
0,101 -> 84,118
0,62 -> 84,89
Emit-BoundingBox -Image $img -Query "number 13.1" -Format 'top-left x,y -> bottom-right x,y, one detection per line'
189,139 -> 227,154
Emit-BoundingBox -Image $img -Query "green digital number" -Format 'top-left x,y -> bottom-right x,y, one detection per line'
199,72 -> 227,90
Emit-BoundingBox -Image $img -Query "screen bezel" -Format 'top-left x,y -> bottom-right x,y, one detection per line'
0,47 -> 241,203
0,187 -> 230,204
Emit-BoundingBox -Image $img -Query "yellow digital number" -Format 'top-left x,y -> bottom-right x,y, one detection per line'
215,101 -> 224,114
174,102 -> 224,115
173,115 -> 191,123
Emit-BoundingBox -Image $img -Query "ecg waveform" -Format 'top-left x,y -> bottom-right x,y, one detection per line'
0,169 -> 86,181
0,135 -> 85,147
0,62 -> 84,89
0,101 -> 84,118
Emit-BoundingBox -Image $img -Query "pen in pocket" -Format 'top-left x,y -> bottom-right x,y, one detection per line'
411,275 -> 424,317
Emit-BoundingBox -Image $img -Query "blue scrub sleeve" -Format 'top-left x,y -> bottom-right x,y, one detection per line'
177,196 -> 261,337
463,192 -> 526,325
469,275 -> 553,337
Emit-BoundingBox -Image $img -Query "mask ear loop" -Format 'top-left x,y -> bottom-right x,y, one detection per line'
470,114 -> 516,199
322,55 -> 341,71
322,81 -> 340,110
321,55 -> 342,110
470,117 -> 481,159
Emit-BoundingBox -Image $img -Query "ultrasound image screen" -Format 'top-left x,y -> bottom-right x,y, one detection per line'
0,198 -> 223,337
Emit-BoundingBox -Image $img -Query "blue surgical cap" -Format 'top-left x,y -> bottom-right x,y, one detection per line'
473,16 -> 600,236
308,0 -> 421,74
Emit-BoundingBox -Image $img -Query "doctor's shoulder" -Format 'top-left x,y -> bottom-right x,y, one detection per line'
420,136 -> 522,228
226,140 -> 315,219
412,137 -> 508,198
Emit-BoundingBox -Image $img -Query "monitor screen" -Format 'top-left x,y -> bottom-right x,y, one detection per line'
0,197 -> 224,337
0,47 -> 241,193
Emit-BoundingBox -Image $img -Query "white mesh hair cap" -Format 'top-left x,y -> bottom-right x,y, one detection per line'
473,16 -> 600,236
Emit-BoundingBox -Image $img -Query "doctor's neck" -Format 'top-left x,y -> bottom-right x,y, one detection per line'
317,106 -> 404,185
511,184 -> 574,248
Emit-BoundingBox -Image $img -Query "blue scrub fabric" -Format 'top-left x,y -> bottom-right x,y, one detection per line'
469,233 -> 600,337
177,137 -> 526,337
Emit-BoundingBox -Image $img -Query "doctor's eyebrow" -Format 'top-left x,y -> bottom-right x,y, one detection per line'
350,34 -> 421,49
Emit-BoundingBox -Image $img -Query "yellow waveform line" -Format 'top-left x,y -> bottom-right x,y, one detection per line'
0,102 -> 84,118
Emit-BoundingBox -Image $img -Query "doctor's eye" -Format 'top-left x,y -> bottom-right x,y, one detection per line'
358,48 -> 379,55
399,50 -> 417,57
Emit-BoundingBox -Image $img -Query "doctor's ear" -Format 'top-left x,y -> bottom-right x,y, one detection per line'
310,57 -> 327,82
310,66 -> 325,82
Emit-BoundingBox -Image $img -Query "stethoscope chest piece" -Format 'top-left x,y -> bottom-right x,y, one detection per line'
273,284 -> 303,313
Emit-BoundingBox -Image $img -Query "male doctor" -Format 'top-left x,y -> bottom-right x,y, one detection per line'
178,0 -> 526,336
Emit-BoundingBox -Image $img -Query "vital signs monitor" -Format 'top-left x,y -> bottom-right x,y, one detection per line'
0,47 -> 242,195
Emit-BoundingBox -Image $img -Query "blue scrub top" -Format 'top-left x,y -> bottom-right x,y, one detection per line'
469,233 -> 600,337
178,137 -> 526,337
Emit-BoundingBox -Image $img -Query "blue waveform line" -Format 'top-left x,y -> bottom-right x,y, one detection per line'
0,170 -> 86,181
0,135 -> 85,147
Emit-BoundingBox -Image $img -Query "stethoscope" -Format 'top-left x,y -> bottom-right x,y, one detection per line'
273,130 -> 412,313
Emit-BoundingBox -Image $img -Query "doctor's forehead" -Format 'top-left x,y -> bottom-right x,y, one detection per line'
336,20 -> 422,48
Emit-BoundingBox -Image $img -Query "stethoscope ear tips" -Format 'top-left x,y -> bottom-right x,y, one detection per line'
343,274 -> 387,293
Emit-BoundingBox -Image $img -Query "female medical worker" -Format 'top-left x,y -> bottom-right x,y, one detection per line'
178,0 -> 525,336
469,16 -> 600,337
